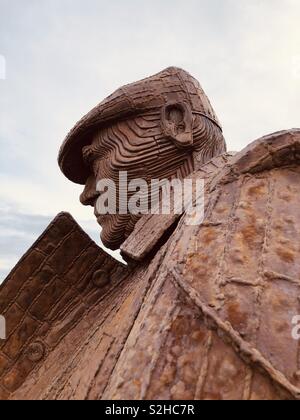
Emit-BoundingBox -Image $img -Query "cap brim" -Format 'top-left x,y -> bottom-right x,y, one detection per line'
59,66 -> 223,185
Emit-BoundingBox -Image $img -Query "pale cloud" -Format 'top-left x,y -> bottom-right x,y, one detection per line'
0,0 -> 299,279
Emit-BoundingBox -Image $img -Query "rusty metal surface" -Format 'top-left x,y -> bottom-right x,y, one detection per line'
2,130 -> 300,400
171,130 -> 300,399
68,67 -> 226,250
0,213 -> 130,400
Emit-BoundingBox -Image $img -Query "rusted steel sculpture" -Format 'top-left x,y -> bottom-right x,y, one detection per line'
1,67 -> 300,400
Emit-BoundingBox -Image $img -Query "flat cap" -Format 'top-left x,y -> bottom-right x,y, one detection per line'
58,67 -> 222,184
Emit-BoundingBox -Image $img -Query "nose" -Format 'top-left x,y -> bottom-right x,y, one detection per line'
80,176 -> 99,207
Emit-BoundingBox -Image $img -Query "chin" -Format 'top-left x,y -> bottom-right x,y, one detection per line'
100,230 -> 123,251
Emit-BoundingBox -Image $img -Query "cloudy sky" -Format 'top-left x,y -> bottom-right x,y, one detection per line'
0,0 -> 299,281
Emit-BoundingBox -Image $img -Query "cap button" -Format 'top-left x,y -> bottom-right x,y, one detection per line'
92,269 -> 111,289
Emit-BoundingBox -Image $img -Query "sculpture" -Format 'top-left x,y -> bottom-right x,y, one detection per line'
59,67 -> 226,249
1,67 -> 300,400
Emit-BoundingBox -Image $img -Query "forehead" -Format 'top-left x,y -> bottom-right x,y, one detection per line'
83,113 -> 162,157
93,112 -> 162,143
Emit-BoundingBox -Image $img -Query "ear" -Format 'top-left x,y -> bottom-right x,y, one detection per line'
161,102 -> 193,149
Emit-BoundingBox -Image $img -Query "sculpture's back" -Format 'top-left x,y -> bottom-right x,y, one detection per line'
1,67 -> 300,400
102,129 -> 300,400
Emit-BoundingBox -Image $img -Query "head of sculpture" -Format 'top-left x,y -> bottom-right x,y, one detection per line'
59,67 -> 226,250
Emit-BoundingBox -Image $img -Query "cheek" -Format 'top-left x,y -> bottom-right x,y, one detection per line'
96,160 -> 148,186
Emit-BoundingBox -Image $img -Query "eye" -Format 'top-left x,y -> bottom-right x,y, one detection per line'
167,105 -> 184,125
82,145 -> 96,167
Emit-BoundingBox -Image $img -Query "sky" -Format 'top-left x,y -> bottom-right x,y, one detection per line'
0,0 -> 299,281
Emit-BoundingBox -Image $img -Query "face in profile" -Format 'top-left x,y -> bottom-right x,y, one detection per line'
80,106 -> 225,250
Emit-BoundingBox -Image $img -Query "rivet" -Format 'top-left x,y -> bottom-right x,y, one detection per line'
92,269 -> 111,289
26,342 -> 45,362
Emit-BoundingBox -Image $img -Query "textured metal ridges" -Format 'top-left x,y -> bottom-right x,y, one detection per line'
0,213 -> 127,400
4,130 -> 300,400
121,153 -> 235,261
102,130 -> 300,400
59,67 -> 223,184
102,273 -> 289,400
10,249 -> 160,401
